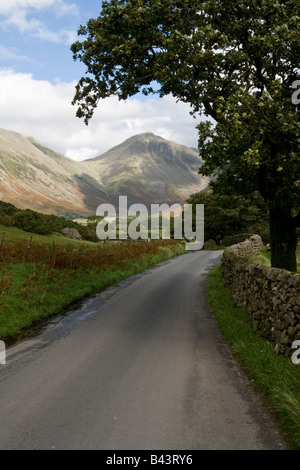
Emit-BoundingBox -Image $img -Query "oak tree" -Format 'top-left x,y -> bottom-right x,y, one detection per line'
71,0 -> 300,271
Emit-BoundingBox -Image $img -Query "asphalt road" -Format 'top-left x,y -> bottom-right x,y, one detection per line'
0,251 -> 286,450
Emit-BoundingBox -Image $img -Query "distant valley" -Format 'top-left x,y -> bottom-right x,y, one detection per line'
0,129 -> 209,216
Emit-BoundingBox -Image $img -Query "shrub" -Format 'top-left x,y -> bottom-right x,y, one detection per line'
13,210 -> 51,235
0,201 -> 18,216
0,215 -> 15,227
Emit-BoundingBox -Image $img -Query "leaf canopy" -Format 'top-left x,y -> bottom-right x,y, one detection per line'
71,0 -> 300,213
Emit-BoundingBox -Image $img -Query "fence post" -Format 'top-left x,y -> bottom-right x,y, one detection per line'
0,232 -> 5,249
25,236 -> 33,263
50,241 -> 55,266
68,245 -> 73,269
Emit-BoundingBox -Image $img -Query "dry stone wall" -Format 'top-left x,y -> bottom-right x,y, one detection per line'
222,235 -> 300,356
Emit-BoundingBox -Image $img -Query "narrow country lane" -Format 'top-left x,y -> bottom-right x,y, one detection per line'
0,251 -> 285,450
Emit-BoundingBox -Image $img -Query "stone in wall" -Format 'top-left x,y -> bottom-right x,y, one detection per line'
221,235 -> 300,356
226,234 -> 264,258
222,233 -> 258,248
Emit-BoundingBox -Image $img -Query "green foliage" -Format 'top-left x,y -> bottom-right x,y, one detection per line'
0,215 -> 15,227
71,0 -> 300,270
250,244 -> 300,272
0,201 -> 18,217
77,222 -> 99,242
13,210 -> 51,235
0,200 -> 98,241
187,187 -> 269,244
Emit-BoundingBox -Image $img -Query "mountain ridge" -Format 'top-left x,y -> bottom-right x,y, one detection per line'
84,132 -> 208,207
0,128 -> 108,216
0,128 -> 209,216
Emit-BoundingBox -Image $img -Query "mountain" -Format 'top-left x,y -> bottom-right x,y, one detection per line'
85,133 -> 208,207
0,129 -> 208,216
0,129 -> 108,216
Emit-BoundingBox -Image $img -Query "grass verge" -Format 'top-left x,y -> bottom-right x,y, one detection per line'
206,264 -> 300,450
0,241 -> 185,345
249,243 -> 300,272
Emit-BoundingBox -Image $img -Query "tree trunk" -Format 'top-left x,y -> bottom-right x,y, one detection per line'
269,207 -> 297,272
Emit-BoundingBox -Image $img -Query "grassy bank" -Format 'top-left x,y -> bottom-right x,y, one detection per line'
206,264 -> 300,450
249,243 -> 300,272
0,239 -> 185,345
0,224 -> 95,246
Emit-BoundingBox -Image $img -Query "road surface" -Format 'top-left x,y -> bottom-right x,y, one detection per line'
0,251 -> 285,450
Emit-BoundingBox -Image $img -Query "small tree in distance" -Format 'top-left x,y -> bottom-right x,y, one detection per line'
71,0 -> 300,271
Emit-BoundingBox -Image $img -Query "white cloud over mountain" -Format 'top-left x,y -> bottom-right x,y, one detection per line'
0,69 -> 200,160
0,2 -> 202,159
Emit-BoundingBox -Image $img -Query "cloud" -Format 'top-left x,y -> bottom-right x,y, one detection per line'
0,45 -> 31,62
0,69 -> 200,161
0,0 -> 79,44
0,0 -> 78,15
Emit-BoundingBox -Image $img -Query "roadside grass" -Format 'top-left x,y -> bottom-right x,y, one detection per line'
0,240 -> 185,345
249,249 -> 271,267
206,264 -> 300,450
249,243 -> 300,272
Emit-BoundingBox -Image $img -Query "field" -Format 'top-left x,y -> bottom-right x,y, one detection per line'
0,224 -> 95,247
0,224 -> 185,344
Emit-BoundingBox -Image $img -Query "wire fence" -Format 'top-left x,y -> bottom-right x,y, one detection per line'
0,232 -> 178,271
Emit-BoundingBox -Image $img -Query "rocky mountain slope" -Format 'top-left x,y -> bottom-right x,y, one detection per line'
85,133 -> 208,207
0,129 -> 208,215
0,129 -> 108,216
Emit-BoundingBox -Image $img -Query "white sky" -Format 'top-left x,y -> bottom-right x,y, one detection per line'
0,0 -> 200,160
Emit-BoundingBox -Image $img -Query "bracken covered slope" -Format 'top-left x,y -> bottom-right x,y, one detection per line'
0,129 -> 208,215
